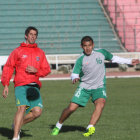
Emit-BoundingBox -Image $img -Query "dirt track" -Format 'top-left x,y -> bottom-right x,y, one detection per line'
1,71 -> 140,80
47,71 -> 140,78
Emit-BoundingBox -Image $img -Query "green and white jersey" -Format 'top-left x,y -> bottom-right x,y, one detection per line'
72,49 -> 113,89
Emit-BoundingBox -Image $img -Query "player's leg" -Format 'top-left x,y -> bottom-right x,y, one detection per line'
51,86 -> 90,136
22,106 -> 42,125
14,107 -> 42,128
13,86 -> 28,140
83,98 -> 105,137
51,102 -> 79,135
60,86 -> 90,124
89,98 -> 106,125
59,102 -> 79,123
83,98 -> 106,137
83,87 -> 106,137
14,106 -> 42,138
13,105 -> 26,139
23,86 -> 43,125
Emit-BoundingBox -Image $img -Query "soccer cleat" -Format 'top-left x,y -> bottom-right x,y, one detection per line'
83,126 -> 95,137
51,127 -> 60,136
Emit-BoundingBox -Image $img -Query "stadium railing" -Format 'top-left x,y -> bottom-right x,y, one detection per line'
1,52 -> 140,74
102,0 -> 140,52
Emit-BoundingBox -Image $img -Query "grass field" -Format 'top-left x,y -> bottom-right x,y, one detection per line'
0,78 -> 140,140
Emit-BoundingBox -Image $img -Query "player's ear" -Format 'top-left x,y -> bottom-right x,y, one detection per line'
25,35 -> 27,40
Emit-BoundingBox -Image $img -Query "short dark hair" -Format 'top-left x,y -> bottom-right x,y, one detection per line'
25,26 -> 38,37
81,36 -> 94,46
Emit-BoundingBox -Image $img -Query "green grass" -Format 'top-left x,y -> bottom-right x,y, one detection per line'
0,78 -> 140,140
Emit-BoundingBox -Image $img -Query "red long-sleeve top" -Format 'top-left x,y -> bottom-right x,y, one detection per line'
1,42 -> 51,88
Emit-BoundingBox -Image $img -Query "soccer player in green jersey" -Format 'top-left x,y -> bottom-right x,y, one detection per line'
51,36 -> 139,137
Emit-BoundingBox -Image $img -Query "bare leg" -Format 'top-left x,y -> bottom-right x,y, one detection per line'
59,102 -> 79,124
52,103 -> 79,135
89,98 -> 106,125
13,105 -> 26,138
13,106 -> 42,139
22,107 -> 42,125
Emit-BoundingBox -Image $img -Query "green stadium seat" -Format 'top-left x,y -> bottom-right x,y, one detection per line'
0,0 -> 124,55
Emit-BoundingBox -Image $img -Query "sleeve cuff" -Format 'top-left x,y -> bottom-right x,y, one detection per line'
71,73 -> 79,81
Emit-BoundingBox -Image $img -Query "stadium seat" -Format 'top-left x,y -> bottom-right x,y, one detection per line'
0,0 -> 123,55
104,0 -> 140,52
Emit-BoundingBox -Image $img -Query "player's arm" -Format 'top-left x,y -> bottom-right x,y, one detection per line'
26,65 -> 38,74
98,49 -> 139,65
2,85 -> 9,98
1,49 -> 18,87
71,56 -> 83,84
35,52 -> 51,77
1,49 -> 18,98
132,59 -> 139,65
26,53 -> 51,76
111,56 -> 139,65
71,73 -> 80,84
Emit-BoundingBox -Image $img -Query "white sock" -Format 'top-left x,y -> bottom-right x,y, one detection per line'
87,124 -> 94,130
56,121 -> 63,130
12,138 -> 19,140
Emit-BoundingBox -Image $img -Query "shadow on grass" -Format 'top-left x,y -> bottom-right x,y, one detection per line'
50,125 -> 85,133
0,127 -> 32,139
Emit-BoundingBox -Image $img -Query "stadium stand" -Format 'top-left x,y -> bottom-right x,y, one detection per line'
103,0 -> 140,52
0,0 -> 124,56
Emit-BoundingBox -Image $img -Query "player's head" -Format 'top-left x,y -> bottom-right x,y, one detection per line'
25,26 -> 38,44
81,36 -> 94,55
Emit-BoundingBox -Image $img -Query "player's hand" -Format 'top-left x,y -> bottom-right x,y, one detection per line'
132,59 -> 139,65
2,85 -> 9,98
26,65 -> 38,74
72,78 -> 80,84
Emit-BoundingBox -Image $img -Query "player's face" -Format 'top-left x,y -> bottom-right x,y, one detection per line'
25,29 -> 37,44
81,41 -> 94,55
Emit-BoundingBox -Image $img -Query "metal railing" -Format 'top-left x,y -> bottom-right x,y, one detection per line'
102,0 -> 140,52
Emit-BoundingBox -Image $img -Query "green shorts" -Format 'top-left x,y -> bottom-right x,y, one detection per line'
71,86 -> 107,107
15,85 -> 43,114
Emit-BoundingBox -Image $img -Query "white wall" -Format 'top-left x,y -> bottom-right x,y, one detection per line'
0,52 -> 140,74
0,56 -> 8,74
0,54 -> 79,73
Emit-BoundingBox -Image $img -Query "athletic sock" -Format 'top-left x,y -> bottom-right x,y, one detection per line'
12,138 -> 19,140
56,121 -> 63,130
86,124 -> 94,130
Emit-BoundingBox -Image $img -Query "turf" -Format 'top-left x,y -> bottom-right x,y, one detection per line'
0,78 -> 140,140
